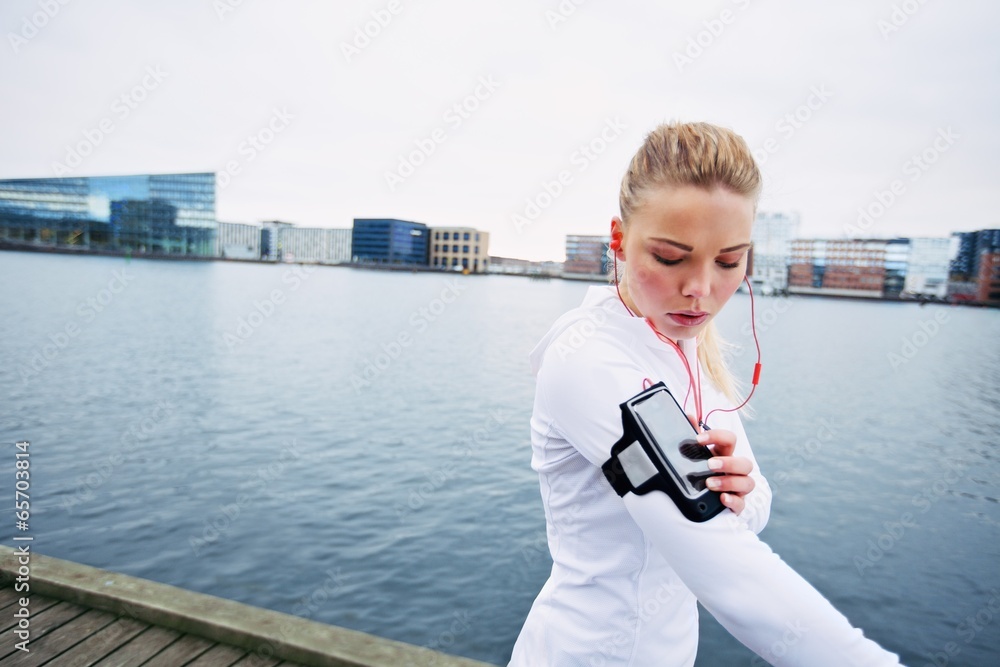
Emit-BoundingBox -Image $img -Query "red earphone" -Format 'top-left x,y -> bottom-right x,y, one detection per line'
610,225 -> 762,427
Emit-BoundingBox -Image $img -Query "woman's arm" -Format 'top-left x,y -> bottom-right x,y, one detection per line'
623,489 -> 901,666
538,333 -> 903,666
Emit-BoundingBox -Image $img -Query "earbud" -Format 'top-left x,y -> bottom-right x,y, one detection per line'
610,234 -> 622,251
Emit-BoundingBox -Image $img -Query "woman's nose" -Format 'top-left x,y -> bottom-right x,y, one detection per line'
680,264 -> 711,299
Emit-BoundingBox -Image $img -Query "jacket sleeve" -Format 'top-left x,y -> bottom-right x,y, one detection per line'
718,408 -> 772,535
536,333 -> 904,667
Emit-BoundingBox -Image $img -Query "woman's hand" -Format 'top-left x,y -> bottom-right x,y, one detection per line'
693,424 -> 755,514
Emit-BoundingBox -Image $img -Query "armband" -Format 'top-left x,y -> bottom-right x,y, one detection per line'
601,382 -> 726,522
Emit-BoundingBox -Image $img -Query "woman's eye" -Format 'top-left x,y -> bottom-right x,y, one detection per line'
653,254 -> 681,266
716,259 -> 741,269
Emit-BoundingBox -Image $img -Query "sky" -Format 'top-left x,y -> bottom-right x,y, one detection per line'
1,0 -> 997,261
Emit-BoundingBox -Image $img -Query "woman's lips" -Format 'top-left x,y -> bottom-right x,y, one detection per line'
667,311 -> 709,327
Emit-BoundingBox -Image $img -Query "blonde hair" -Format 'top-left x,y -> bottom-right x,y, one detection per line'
615,121 -> 761,404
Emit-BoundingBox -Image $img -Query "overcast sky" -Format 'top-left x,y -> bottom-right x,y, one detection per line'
2,0 -> 997,261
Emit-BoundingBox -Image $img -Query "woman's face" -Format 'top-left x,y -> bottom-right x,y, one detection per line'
614,184 -> 754,341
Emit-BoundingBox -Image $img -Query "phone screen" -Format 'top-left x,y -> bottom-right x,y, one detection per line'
632,389 -> 715,497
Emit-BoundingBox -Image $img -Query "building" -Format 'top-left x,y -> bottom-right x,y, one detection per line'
950,229 -> 1000,280
902,237 -> 951,298
487,256 -> 562,276
948,229 -> 1000,302
261,221 -> 295,262
0,172 -> 216,256
247,222 -> 351,264
351,218 -> 429,266
749,211 -> 799,294
789,239 -> 887,298
883,238 -> 909,298
978,252 -> 1000,305
280,227 -> 351,264
429,227 -> 490,272
564,235 -> 610,277
217,221 -> 261,260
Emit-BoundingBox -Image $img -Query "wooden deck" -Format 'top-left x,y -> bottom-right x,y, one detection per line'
0,586 -> 300,667
0,547 -> 495,667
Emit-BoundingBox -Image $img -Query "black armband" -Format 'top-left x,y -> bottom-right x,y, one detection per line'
602,382 -> 725,523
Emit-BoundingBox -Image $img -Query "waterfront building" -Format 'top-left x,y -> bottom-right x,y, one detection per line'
351,218 -> 429,265
261,221 -> 294,262
488,256 -> 562,276
429,227 -> 490,272
217,221 -> 261,260
903,237 -> 951,298
978,252 -> 1000,305
789,239 -> 887,298
749,211 -> 799,294
884,238 -> 909,298
949,229 -> 1000,280
280,226 -> 351,264
950,232 -> 978,280
564,235 -> 610,277
948,229 -> 1000,302
0,172 -> 216,256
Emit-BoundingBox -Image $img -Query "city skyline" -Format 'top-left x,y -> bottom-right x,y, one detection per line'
0,169 -> 989,269
2,0 -> 997,261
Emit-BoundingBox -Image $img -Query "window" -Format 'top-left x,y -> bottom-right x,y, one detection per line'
475,233 -> 480,241
435,232 -> 440,240
462,258 -> 469,268
453,245 -> 459,252
463,245 -> 469,253
474,246 -> 479,254
464,232 -> 470,241
433,244 -> 438,252
452,257 -> 459,266
443,232 -> 450,240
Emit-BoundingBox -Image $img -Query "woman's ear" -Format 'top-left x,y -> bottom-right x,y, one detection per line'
610,217 -> 625,260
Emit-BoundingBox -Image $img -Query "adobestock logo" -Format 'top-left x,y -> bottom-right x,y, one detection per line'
672,0 -> 755,73
7,0 -> 72,54
340,0 -> 407,63
511,117 -> 627,234
844,127 -> 958,237
383,76 -> 501,192
217,107 -> 295,190
51,66 -> 169,176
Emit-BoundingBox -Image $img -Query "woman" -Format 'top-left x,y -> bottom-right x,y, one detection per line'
509,122 -> 903,666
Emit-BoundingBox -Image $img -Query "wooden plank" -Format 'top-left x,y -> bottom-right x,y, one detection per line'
0,588 -> 21,609
1,607 -> 118,666
0,600 -> 89,660
43,615 -> 149,667
0,548 -> 496,667
90,626 -> 182,667
139,633 -> 214,667
0,594 -> 61,634
230,653 -> 283,667
184,642 -> 249,666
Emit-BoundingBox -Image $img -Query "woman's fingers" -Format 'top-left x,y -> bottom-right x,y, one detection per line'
719,493 -> 745,514
707,455 -> 753,476
687,423 -> 755,513
695,427 -> 737,457
705,468 -> 755,494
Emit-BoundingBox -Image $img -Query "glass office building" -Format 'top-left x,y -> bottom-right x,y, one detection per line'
351,218 -> 429,265
0,172 -> 216,257
564,235 -> 610,276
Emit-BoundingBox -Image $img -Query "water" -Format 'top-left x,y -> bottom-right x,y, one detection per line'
1,250 -> 998,666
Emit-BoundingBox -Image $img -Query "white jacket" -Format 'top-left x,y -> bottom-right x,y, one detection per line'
508,286 -> 903,667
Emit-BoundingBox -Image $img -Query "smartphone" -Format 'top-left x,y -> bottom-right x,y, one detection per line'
631,388 -> 717,497
605,382 -> 726,522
